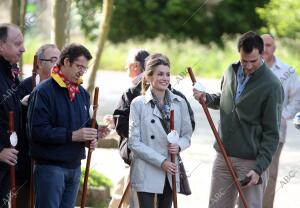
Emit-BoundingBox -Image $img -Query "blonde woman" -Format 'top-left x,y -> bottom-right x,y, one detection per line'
128,53 -> 193,208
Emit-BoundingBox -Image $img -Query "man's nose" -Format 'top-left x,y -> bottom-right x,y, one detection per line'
245,62 -> 253,69
20,45 -> 25,53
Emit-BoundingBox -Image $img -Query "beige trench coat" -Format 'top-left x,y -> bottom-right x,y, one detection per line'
128,88 -> 193,193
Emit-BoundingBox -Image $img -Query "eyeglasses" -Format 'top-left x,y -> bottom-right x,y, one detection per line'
73,62 -> 88,74
39,57 -> 58,64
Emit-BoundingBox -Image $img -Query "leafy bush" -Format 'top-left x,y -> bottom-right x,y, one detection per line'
80,167 -> 112,188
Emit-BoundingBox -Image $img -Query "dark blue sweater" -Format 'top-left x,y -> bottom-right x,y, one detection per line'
27,77 -> 91,168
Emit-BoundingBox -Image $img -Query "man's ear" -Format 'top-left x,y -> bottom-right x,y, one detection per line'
36,59 -> 42,71
0,40 -> 5,52
63,58 -> 70,67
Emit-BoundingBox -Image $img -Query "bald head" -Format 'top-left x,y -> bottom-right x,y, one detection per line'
261,34 -> 276,65
0,24 -> 25,64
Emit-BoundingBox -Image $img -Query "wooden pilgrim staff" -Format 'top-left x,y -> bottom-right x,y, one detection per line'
8,111 -> 17,208
81,87 -> 99,208
167,110 -> 178,208
187,67 -> 248,208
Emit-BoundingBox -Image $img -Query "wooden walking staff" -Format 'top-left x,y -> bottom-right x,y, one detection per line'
81,87 -> 99,208
29,55 -> 38,208
117,181 -> 131,208
187,67 -> 249,208
169,110 -> 178,208
8,112 -> 17,208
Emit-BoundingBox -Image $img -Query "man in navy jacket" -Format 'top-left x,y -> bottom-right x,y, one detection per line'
27,43 -> 98,208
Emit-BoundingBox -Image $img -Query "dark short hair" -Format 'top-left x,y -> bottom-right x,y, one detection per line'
238,31 -> 264,54
0,23 -> 19,42
58,43 -> 92,66
135,50 -> 150,71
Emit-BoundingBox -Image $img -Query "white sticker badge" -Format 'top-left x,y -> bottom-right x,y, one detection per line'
167,130 -> 179,144
10,132 -> 18,147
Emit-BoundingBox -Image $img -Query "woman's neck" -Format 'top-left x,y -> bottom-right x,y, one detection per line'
152,88 -> 165,105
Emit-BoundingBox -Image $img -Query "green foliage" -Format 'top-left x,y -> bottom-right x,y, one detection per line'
74,0 -> 103,41
74,0 -> 269,44
23,35 -> 300,79
80,167 -> 112,188
256,0 -> 300,39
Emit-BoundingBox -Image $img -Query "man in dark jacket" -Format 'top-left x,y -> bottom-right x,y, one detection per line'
0,23 -> 25,207
193,31 -> 284,208
27,43 -> 98,208
16,44 -> 60,208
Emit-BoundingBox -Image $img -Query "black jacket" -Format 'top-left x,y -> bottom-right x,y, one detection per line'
16,76 -> 33,180
0,56 -> 22,170
113,82 -> 195,164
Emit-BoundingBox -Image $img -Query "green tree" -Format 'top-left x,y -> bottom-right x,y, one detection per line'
256,0 -> 300,39
86,0 -> 114,94
75,0 -> 269,44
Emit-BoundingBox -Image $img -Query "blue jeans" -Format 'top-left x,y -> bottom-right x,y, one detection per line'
34,164 -> 81,208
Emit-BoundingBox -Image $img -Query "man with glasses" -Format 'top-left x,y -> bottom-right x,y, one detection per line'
16,44 -> 60,207
18,44 -> 60,101
193,31 -> 284,208
27,43 -> 99,208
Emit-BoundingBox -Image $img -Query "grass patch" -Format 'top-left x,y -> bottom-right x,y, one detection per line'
23,34 -> 300,78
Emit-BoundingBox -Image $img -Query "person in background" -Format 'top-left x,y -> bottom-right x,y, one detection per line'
16,44 -> 60,208
261,34 -> 300,208
128,53 -> 193,208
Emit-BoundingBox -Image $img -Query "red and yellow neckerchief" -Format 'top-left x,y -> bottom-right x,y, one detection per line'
51,65 -> 82,102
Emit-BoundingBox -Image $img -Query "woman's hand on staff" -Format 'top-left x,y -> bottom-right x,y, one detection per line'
72,128 -> 98,142
168,143 -> 180,154
162,160 -> 177,175
0,148 -> 18,166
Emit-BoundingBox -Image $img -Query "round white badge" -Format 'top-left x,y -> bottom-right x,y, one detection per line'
193,82 -> 206,92
10,132 -> 18,147
167,130 -> 179,144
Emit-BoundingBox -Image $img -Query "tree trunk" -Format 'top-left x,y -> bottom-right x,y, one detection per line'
18,0 -> 27,76
87,0 -> 114,95
53,0 -> 71,50
11,0 -> 20,25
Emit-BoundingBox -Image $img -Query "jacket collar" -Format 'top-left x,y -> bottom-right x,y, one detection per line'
232,60 -> 266,78
145,88 -> 183,119
144,87 -> 182,104
0,56 -> 13,78
272,56 -> 284,71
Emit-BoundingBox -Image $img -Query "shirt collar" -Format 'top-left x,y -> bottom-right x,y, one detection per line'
144,87 -> 182,104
